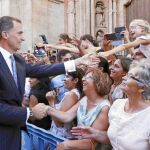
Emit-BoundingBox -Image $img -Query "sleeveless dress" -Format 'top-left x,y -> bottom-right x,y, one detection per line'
77,97 -> 112,150
77,97 -> 110,126
50,88 -> 80,138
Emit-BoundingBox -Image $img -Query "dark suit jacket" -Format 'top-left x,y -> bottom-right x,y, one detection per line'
0,52 -> 66,150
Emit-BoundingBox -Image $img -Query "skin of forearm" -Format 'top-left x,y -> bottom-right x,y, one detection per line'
52,116 -> 64,127
48,100 -> 55,107
47,108 -> 74,123
102,38 -> 150,57
95,130 -> 110,144
62,139 -> 94,150
103,43 -> 132,57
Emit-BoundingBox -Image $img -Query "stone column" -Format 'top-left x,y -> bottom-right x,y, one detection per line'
21,0 -> 32,52
82,0 -> 86,35
90,0 -> 95,37
64,0 -> 68,33
67,0 -> 75,35
112,0 -> 117,29
0,0 -> 10,16
117,0 -> 128,27
78,0 -> 83,35
85,0 -> 91,34
108,0 -> 113,32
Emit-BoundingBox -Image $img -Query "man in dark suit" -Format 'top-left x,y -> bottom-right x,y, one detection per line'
0,16 -> 99,150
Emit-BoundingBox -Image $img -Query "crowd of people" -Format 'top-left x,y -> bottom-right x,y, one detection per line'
0,15 -> 150,150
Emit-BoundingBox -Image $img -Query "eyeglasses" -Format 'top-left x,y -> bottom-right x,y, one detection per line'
127,74 -> 144,87
82,75 -> 94,80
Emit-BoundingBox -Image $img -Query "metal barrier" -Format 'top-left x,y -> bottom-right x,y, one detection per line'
22,123 -> 66,150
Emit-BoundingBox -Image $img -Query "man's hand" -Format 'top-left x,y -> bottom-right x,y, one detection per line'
31,103 -> 48,120
74,53 -> 100,67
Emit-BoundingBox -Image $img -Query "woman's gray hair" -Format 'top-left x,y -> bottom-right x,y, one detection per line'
129,58 -> 150,99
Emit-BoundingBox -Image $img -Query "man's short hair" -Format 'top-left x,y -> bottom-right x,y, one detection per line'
57,50 -> 71,62
0,16 -> 21,37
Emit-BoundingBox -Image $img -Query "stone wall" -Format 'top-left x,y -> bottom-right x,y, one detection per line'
65,0 -> 128,46
0,0 -> 64,52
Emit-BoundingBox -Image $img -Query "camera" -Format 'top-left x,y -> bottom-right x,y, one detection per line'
104,33 -> 117,41
104,26 -> 126,41
115,26 -> 126,39
34,34 -> 48,60
34,45 -> 46,60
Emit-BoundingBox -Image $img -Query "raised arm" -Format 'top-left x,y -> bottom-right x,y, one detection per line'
46,90 -> 80,126
45,43 -> 80,54
98,38 -> 150,57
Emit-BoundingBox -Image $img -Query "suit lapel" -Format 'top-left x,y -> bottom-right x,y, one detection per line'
15,58 -> 25,97
0,52 -> 18,90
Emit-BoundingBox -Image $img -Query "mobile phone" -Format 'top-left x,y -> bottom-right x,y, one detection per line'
115,26 -> 126,39
104,33 -> 117,41
34,48 -> 46,59
115,26 -> 126,33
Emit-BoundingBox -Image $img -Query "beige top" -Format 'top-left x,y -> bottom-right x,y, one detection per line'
108,98 -> 150,150
138,35 -> 150,59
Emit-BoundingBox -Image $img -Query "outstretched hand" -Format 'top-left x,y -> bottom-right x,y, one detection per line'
75,53 -> 100,67
71,126 -> 99,140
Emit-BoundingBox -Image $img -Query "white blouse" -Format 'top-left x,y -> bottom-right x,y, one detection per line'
137,35 -> 150,59
108,98 -> 150,150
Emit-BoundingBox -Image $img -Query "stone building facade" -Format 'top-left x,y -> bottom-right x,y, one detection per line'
0,0 -> 149,51
64,0 -> 135,46
0,0 -> 64,51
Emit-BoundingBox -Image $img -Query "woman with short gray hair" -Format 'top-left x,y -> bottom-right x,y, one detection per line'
129,58 -> 150,99
72,58 -> 150,150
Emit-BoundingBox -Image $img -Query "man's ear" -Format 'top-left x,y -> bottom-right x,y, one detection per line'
1,31 -> 9,39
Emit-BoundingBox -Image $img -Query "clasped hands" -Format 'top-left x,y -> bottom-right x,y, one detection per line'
30,103 -> 52,120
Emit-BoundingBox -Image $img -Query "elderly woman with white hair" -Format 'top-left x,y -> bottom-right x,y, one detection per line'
72,58 -> 150,150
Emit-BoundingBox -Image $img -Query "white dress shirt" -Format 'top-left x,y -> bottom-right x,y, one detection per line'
0,47 -> 13,75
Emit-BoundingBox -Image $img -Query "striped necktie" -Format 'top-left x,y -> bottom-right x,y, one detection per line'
10,55 -> 18,87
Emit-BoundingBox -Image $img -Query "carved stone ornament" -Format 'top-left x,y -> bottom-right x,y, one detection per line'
95,1 -> 106,28
124,0 -> 133,6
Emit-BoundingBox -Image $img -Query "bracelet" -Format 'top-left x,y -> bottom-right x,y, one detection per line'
29,107 -> 33,117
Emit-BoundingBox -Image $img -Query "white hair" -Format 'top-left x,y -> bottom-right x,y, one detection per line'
129,59 -> 150,99
130,19 -> 150,34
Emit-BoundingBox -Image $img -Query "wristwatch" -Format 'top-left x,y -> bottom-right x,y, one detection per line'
29,107 -> 33,117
